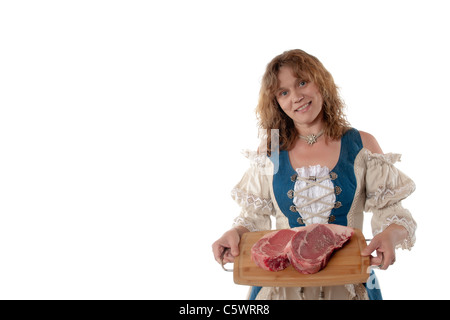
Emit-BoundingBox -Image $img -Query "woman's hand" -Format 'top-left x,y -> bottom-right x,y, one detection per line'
361,224 -> 408,270
212,226 -> 248,264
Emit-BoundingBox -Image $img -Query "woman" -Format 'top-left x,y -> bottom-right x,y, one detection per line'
212,49 -> 416,300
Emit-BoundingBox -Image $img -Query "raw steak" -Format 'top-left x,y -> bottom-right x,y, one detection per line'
286,224 -> 354,274
251,229 -> 297,272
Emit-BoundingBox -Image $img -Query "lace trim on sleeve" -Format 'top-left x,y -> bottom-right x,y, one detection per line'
365,150 -> 402,164
241,149 -> 269,168
232,217 -> 258,232
231,187 -> 273,213
373,210 -> 417,250
366,183 -> 416,209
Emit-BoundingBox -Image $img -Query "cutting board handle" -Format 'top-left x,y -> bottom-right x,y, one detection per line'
220,248 -> 234,272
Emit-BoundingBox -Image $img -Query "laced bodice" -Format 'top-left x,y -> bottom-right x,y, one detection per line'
293,165 -> 336,225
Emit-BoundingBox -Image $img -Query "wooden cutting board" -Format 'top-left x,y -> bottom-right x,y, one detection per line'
233,228 -> 371,287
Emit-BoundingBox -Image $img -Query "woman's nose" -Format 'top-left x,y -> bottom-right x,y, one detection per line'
293,95 -> 304,103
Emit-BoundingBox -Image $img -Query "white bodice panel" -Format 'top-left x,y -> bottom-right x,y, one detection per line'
293,165 -> 336,225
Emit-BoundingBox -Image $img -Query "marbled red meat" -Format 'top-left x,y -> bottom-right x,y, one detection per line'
251,229 -> 297,271
286,224 -> 354,274
251,224 -> 353,274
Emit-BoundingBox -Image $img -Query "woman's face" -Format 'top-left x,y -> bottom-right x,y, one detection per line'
275,66 -> 324,130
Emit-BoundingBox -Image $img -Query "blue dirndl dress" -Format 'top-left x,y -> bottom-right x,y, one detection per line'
249,128 -> 383,300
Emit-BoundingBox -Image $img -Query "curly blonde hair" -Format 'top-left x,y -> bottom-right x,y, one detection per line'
256,49 -> 350,152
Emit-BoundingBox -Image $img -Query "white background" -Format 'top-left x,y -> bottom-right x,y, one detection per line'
0,0 -> 448,299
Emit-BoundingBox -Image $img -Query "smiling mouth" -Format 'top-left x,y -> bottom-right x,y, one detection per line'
295,102 -> 311,112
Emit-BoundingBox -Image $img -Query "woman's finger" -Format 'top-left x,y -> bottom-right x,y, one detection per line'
361,237 -> 380,257
380,251 -> 396,270
370,252 -> 383,266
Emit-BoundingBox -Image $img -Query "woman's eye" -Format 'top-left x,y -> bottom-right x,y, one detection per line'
299,81 -> 307,87
281,91 -> 288,96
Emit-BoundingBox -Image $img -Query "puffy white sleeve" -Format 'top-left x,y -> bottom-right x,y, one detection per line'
230,151 -> 274,232
364,150 -> 417,250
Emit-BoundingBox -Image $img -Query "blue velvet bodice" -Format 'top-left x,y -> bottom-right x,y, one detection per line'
271,128 -> 363,227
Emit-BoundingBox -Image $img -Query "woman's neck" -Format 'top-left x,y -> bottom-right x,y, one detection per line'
295,122 -> 325,137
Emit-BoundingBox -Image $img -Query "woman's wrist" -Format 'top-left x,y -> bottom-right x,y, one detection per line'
233,226 -> 250,237
385,223 -> 408,246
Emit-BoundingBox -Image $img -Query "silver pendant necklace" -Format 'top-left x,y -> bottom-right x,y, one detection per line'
299,129 -> 324,145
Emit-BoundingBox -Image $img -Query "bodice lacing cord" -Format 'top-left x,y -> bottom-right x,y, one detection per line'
294,175 -> 335,224
295,174 -> 335,299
